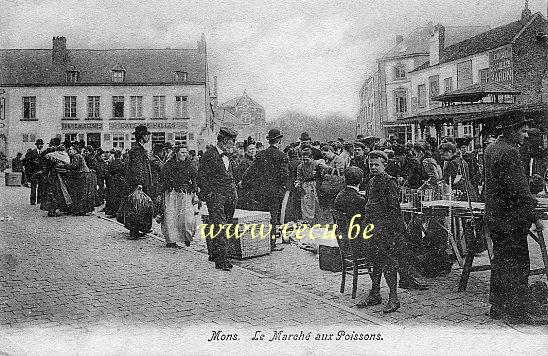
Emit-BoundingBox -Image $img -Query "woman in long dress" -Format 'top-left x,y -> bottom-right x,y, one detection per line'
161,145 -> 198,248
104,150 -> 126,217
236,137 -> 256,210
66,144 -> 99,216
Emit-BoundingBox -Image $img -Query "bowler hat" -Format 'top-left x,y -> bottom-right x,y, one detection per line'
133,124 -> 151,136
495,109 -> 533,130
218,127 -> 237,139
35,139 -> 44,145
49,137 -> 61,146
300,132 -> 311,141
266,129 -> 283,141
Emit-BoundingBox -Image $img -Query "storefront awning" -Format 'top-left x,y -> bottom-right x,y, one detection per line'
398,102 -> 548,126
431,82 -> 520,103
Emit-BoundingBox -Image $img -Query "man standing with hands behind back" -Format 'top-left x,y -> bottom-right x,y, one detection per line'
484,110 -> 548,325
198,127 -> 238,271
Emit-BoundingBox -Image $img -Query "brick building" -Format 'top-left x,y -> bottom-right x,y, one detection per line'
401,6 -> 548,143
0,36 -> 215,157
216,91 -> 266,144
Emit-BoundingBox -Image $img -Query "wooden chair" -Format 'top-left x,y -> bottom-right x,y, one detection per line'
331,209 -> 373,299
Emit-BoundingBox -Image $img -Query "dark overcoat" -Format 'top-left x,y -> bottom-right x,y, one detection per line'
242,146 -> 289,199
124,143 -> 152,197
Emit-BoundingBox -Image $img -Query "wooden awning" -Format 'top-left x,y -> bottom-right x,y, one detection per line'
431,82 -> 520,103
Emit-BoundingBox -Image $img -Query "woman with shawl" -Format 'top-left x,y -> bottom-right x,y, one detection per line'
160,145 -> 198,248
66,144 -> 99,215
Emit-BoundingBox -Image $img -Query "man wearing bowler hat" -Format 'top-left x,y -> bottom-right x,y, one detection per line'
484,110 -> 548,325
299,132 -> 322,160
124,124 -> 153,239
242,128 -> 289,251
23,139 -> 45,205
197,127 -> 238,271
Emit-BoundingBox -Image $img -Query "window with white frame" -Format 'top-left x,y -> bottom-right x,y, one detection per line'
394,65 -> 406,80
87,96 -> 100,119
112,70 -> 125,83
130,96 -> 143,118
22,96 -> 36,120
64,96 -> 77,119
241,112 -> 251,124
64,133 -> 78,142
66,71 -> 80,83
153,96 -> 166,118
111,133 -> 125,149
463,124 -> 473,136
112,96 -> 124,118
175,71 -> 188,82
394,90 -> 407,114
151,132 -> 166,146
444,77 -> 453,93
418,85 -> 426,108
174,132 -> 188,146
479,68 -> 489,85
175,96 -> 188,118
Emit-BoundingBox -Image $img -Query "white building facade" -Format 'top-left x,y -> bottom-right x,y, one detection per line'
0,36 -> 215,157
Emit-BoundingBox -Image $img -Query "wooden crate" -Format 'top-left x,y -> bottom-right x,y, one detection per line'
5,172 -> 22,186
202,209 -> 271,260
318,245 -> 342,272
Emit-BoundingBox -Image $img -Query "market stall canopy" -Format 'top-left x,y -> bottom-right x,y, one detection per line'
431,82 -> 521,103
398,102 -> 548,126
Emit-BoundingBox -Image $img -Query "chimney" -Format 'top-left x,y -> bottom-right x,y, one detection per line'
427,21 -> 434,35
52,36 -> 67,65
197,33 -> 206,54
522,0 -> 532,22
395,35 -> 404,45
429,24 -> 445,66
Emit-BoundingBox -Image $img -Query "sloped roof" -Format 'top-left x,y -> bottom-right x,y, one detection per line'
0,48 -> 206,85
220,91 -> 264,110
399,103 -> 517,124
439,15 -> 538,63
381,25 -> 490,60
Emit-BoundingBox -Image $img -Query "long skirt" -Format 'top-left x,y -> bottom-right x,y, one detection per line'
67,172 -> 99,214
300,181 -> 321,224
161,190 -> 197,244
105,175 -> 125,215
40,171 -> 71,212
284,188 -> 302,223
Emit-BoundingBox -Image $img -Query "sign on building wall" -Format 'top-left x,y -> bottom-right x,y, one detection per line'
61,123 -> 103,131
457,60 -> 473,89
489,46 -> 513,83
109,122 -> 189,131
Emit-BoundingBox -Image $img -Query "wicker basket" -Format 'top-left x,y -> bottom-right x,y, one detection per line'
202,209 -> 272,260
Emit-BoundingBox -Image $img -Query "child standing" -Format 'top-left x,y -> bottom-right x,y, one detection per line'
357,150 -> 403,313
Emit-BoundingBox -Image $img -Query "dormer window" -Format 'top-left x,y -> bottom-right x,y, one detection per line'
175,71 -> 188,82
66,70 -> 80,83
111,64 -> 126,83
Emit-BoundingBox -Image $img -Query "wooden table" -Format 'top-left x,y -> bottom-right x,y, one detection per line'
402,199 -> 548,291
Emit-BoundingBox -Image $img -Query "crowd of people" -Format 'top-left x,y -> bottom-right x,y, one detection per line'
12,108 -> 548,324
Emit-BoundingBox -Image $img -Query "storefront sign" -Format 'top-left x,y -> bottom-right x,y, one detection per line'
61,122 -> 103,131
457,60 -> 472,89
489,46 -> 513,83
109,122 -> 189,131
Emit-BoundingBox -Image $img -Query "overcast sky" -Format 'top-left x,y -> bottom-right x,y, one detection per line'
1,0 -> 546,119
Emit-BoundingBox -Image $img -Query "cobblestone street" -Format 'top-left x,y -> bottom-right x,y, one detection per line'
1,183 -> 547,355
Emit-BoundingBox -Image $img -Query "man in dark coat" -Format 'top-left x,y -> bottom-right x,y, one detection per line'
124,125 -> 153,239
23,139 -> 44,205
197,127 -> 238,271
484,110 -> 548,325
242,129 -> 289,251
298,132 -> 322,160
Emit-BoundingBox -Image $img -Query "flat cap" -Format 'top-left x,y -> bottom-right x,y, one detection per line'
219,127 -> 238,139
368,150 -> 388,162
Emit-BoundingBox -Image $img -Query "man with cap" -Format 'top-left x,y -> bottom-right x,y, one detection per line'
124,124 -> 153,239
197,127 -> 238,271
242,128 -> 289,251
350,141 -> 370,192
299,132 -> 322,160
484,110 -> 548,325
23,139 -> 45,204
